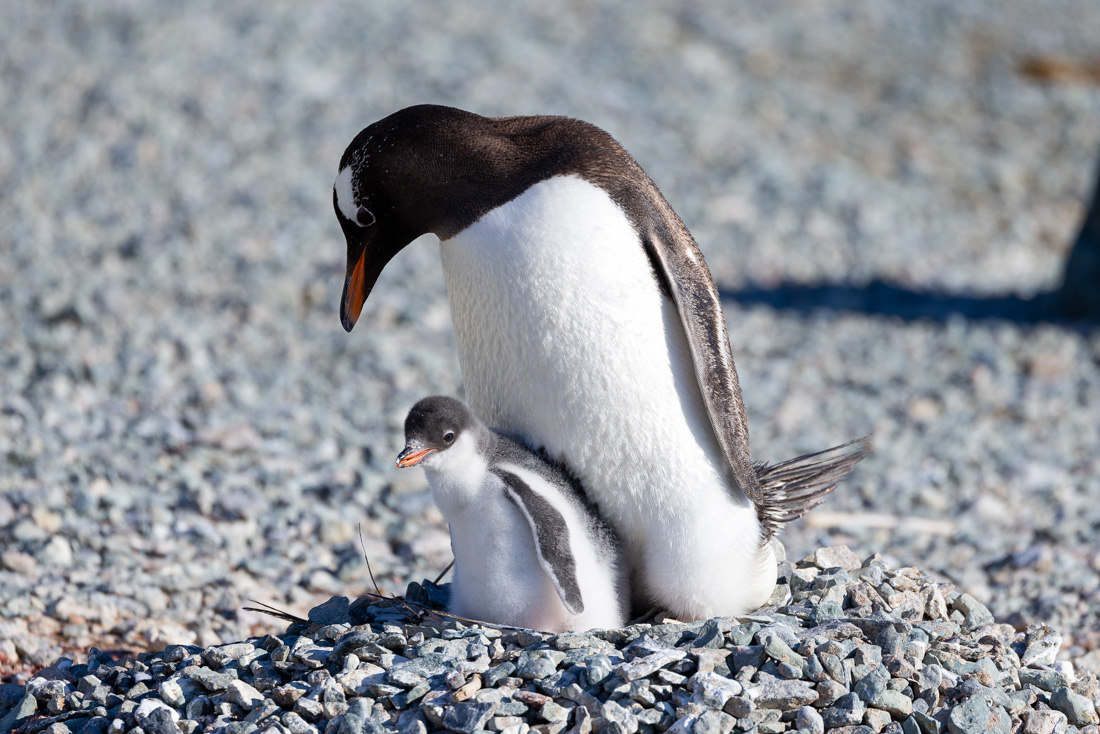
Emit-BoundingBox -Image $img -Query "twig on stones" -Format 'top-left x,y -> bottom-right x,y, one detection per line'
388,593 -> 532,632
241,599 -> 308,625
358,523 -> 384,597
433,559 -> 455,585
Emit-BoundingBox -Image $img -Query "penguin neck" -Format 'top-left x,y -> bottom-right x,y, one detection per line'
419,139 -> 578,242
422,429 -> 491,516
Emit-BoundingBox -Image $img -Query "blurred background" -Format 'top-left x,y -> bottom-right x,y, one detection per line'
1,0 -> 1098,681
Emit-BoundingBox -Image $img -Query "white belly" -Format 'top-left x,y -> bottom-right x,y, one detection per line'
433,462 -> 623,633
443,484 -> 567,631
439,175 -> 774,618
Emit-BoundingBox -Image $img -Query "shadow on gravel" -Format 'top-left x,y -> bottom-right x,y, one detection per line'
719,281 -> 1070,325
723,154 -> 1100,328
720,278 -> 1099,328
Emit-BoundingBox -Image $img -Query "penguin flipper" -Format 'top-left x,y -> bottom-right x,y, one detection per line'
753,436 -> 872,539
640,224 -> 764,505
495,468 -> 585,615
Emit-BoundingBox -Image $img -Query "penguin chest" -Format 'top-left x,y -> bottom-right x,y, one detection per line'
442,483 -> 565,627
439,175 -> 737,532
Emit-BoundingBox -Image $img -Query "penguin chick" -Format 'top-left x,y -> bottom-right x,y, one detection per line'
397,396 -> 629,632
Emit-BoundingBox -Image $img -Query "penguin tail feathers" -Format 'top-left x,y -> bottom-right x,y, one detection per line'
753,436 -> 872,540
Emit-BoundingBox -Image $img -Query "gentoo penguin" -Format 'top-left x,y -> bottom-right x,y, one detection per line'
335,105 -> 869,619
397,395 -> 629,632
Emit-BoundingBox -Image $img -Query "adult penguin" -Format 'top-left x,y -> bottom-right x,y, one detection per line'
334,104 -> 867,619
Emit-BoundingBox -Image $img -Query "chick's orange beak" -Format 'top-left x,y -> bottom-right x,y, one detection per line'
396,446 -> 436,468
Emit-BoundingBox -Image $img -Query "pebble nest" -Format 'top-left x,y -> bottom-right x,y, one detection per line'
4,546 -> 1100,734
2,0 -> 1100,732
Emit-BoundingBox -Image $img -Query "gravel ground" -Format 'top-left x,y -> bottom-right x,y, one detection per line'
1,0 -> 1099,712
4,550 -> 1100,734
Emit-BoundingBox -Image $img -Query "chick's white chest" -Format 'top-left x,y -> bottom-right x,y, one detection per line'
424,454 -> 562,628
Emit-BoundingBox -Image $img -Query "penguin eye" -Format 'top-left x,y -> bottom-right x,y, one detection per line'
443,431 -> 455,445
356,205 -> 376,227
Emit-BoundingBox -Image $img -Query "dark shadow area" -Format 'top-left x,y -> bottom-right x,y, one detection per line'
721,154 -> 1100,328
720,280 -> 1062,325
1055,154 -> 1100,322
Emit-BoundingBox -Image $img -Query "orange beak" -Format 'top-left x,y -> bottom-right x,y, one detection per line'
396,446 -> 436,468
341,251 -> 368,331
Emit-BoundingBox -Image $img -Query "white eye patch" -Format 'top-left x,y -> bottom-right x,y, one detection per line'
334,166 -> 374,226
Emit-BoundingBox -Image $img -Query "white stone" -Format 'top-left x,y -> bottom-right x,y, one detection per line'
158,679 -> 185,708
226,679 -> 263,710
41,536 -> 73,567
135,698 -> 180,725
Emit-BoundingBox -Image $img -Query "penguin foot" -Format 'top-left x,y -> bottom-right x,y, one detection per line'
627,605 -> 680,626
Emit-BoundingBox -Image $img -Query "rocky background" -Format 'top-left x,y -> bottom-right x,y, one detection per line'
1,0 -> 1099,708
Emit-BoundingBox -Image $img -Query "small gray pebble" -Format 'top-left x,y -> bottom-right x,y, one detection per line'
1049,686 -> 1099,727
1019,667 -> 1071,692
187,669 -> 233,692
751,674 -> 819,711
442,701 -> 497,734
853,664 -> 890,704
225,680 -> 263,711
483,662 -> 517,688
585,655 -> 613,686
517,656 -> 557,680
693,709 -> 734,734
794,705 -> 825,734
947,694 -> 1011,734
307,597 -> 351,626
281,711 -> 318,734
722,695 -> 755,718
601,699 -> 638,734
822,692 -> 866,728
1020,709 -> 1069,734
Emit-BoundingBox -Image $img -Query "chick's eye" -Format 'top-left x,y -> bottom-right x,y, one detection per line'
356,205 -> 376,227
443,431 -> 455,444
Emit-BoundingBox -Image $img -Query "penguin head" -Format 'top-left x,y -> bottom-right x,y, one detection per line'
334,113 -> 426,333
397,395 -> 478,469
335,105 -> 496,333
335,104 -> 597,332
